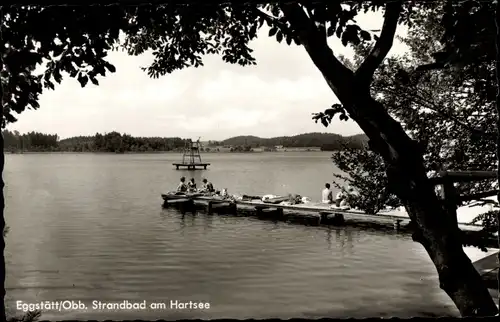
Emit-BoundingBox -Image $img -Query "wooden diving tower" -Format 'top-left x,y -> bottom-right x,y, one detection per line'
173,137 -> 210,170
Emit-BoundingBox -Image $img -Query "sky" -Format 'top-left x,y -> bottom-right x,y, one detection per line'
8,10 -> 408,141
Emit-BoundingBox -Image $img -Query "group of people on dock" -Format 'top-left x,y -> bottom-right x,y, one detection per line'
177,176 -> 215,194
176,176 -> 354,206
322,183 -> 353,207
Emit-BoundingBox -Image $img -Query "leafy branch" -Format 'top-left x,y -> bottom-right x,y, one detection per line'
312,103 -> 349,127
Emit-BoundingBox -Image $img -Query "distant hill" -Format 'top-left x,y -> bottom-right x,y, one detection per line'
343,133 -> 370,146
3,129 -> 369,153
221,132 -> 368,151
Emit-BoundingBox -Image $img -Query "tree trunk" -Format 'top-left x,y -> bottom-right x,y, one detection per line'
280,2 -> 498,316
0,54 -> 6,321
352,94 -> 498,317
321,65 -> 499,316
0,11 -> 6,321
0,129 -> 4,322
493,0 -> 500,310
322,46 -> 498,318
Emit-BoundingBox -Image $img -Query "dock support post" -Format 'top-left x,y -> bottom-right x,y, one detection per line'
320,212 -> 344,225
179,199 -> 193,214
277,208 -> 284,220
333,213 -> 345,225
207,201 -> 213,215
319,212 -> 330,224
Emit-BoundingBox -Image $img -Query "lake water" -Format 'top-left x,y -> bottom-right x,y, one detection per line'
2,152 -> 485,319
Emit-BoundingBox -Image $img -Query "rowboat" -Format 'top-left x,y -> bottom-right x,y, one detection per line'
161,192 -> 205,200
261,195 -> 290,204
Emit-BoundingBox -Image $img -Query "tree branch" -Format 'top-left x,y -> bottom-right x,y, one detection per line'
303,5 -> 314,20
280,2 -> 354,102
415,62 -> 450,72
254,8 -> 287,29
280,3 -> 323,45
378,85 -> 496,140
355,0 -> 403,86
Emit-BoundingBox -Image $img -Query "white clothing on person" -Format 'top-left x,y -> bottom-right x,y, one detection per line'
322,188 -> 333,204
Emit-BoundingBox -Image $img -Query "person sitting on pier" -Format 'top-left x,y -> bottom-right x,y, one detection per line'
201,178 -> 215,193
322,183 -> 334,204
335,190 -> 345,207
187,178 -> 197,192
177,177 -> 188,193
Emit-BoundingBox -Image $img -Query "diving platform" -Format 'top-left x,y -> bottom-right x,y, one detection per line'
173,163 -> 210,170
174,137 -> 210,170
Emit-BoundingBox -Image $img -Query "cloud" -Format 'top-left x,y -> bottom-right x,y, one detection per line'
197,71 -> 328,103
9,10 -> 410,140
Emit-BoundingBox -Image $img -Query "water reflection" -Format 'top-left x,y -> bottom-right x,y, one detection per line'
202,212 -> 214,232
182,213 -> 197,228
325,227 -> 355,258
161,208 -> 220,236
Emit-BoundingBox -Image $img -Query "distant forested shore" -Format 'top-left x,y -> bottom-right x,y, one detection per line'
2,130 -> 368,153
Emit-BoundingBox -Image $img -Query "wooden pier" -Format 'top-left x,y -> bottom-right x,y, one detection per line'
161,194 -> 490,234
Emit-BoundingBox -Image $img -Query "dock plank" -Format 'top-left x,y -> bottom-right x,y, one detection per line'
232,199 -> 411,224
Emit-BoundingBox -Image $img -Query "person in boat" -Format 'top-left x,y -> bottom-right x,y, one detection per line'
201,178 -> 215,193
177,177 -> 188,193
187,178 -> 197,192
322,183 -> 334,204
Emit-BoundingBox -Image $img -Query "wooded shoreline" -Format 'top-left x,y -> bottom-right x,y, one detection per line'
4,148 -> 326,154
2,130 -> 367,153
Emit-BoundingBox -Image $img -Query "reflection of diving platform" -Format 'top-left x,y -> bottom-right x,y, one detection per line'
173,137 -> 210,170
172,163 -> 210,170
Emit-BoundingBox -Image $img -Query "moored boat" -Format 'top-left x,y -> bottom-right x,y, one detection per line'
261,195 -> 289,204
161,191 -> 204,200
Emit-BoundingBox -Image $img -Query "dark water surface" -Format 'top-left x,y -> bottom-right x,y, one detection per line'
4,152 -> 459,319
